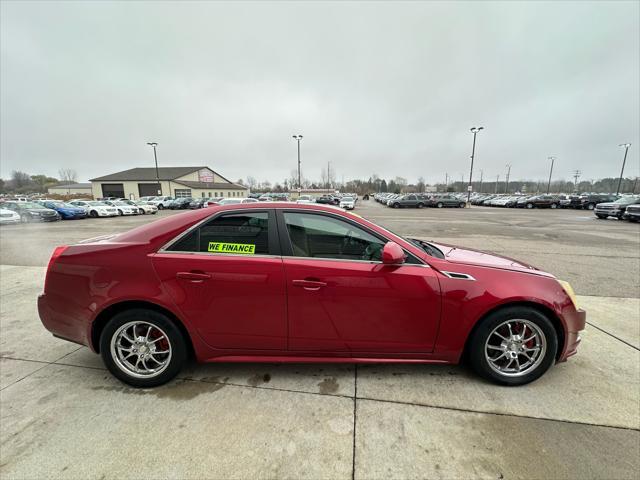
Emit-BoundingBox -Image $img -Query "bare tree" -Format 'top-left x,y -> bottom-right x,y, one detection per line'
58,168 -> 78,184
11,171 -> 32,188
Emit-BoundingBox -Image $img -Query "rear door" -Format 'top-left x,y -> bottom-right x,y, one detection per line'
277,210 -> 441,354
152,209 -> 287,350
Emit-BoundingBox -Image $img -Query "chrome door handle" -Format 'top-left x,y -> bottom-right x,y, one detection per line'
176,271 -> 211,281
292,279 -> 327,290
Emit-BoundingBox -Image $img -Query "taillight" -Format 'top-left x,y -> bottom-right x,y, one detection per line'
44,245 -> 68,291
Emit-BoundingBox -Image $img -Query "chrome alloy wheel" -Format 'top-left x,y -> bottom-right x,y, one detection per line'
484,319 -> 546,377
110,321 -> 172,379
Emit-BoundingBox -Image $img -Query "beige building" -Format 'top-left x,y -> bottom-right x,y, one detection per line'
90,166 -> 249,199
47,182 -> 93,196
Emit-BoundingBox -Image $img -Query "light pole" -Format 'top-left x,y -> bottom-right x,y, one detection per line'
546,156 -> 555,194
505,164 -> 512,193
495,174 -> 499,193
146,142 -> 161,195
292,135 -> 303,193
467,126 -> 483,205
616,143 -> 631,195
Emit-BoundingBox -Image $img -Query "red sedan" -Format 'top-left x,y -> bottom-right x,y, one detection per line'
39,203 -> 585,388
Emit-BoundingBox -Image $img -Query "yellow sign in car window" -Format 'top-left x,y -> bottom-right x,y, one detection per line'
208,242 -> 256,254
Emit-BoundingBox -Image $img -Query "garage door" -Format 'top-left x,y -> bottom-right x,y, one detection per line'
138,183 -> 160,197
101,183 -> 124,198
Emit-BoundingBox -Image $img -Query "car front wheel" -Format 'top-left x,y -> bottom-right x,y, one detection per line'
526,203 -> 533,209
459,202 -> 466,208
436,202 -> 443,208
596,214 -> 607,219
100,309 -> 187,388
157,204 -> 164,210
468,306 -> 557,386
89,210 -> 98,218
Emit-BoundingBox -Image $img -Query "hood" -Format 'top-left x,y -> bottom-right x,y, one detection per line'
428,241 -> 553,277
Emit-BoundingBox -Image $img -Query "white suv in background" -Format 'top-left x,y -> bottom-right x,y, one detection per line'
69,200 -> 118,217
148,196 -> 175,209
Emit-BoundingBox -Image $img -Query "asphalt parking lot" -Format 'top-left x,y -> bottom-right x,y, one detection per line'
1,202 -> 639,479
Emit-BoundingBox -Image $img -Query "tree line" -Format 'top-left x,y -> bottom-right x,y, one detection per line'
1,169 -> 78,194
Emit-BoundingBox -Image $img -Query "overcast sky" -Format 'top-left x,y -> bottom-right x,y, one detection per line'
1,0 -> 639,185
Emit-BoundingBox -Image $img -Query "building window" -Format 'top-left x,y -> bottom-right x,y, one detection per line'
174,189 -> 192,198
208,192 -> 212,197
201,192 -> 205,198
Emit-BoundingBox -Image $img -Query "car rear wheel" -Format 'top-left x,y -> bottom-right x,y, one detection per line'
586,203 -> 595,210
468,306 -> 557,386
459,202 -> 465,208
417,203 -> 424,209
139,208 -> 145,215
393,203 -> 400,208
157,204 -> 164,210
117,209 -> 123,216
436,202 -> 443,208
89,210 -> 98,218
550,203 -> 557,209
526,203 -> 533,209
100,309 -> 187,388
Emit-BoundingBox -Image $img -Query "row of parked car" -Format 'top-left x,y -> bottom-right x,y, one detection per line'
0,198 -> 159,224
375,192 -> 467,208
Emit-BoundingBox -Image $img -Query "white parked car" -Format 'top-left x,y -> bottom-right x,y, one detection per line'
218,198 -> 259,205
69,200 -> 118,218
148,196 -> 175,209
0,208 -> 20,224
134,201 -> 158,214
296,195 -> 315,204
104,201 -> 139,216
339,197 -> 356,210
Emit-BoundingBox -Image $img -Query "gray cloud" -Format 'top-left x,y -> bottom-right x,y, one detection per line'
1,0 -> 638,185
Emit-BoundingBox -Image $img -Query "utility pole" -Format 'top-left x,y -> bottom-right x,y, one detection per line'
467,126 -> 484,205
505,164 -> 512,193
146,142 -> 161,195
479,169 -> 484,194
445,172 -> 449,192
616,143 -> 631,195
495,174 -> 499,194
292,135 -> 303,193
546,156 -> 555,194
572,170 -> 582,192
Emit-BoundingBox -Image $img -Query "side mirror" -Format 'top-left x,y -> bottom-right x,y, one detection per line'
382,241 -> 406,265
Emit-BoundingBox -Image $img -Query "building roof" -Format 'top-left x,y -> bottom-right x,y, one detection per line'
173,180 -> 248,190
90,167 -> 207,182
49,183 -> 92,189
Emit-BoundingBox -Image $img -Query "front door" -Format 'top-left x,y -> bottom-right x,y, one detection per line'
152,210 -> 287,350
278,210 -> 441,354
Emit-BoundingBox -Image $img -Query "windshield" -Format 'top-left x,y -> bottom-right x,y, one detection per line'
614,197 -> 638,204
22,202 -> 42,208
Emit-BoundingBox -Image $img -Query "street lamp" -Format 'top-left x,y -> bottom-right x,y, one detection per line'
146,142 -> 161,195
467,127 -> 484,205
546,156 -> 555,194
292,135 -> 303,193
505,163 -> 512,193
616,143 -> 631,195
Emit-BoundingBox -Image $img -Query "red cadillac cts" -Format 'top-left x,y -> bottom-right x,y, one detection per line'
38,203 -> 585,388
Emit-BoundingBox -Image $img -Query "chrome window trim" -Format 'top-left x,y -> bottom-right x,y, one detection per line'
441,271 -> 476,281
155,250 -> 281,260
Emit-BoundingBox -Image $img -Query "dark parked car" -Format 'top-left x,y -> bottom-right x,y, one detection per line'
579,194 -> 618,211
316,195 -> 339,205
622,204 -> 640,222
188,198 -> 210,209
427,195 -> 466,208
594,196 -> 640,219
3,201 -> 60,222
523,195 -> 561,209
389,194 -> 427,209
42,201 -> 87,220
169,198 -> 194,209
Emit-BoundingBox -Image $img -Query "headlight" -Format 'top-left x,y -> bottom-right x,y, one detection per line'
558,280 -> 579,309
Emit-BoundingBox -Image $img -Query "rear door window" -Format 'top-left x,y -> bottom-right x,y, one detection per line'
167,211 -> 271,255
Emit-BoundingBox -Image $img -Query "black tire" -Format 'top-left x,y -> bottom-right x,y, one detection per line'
596,214 -> 607,219
436,202 -> 443,208
586,203 -> 595,210
526,203 -> 533,209
393,203 -> 400,208
551,203 -> 557,209
467,306 -> 557,386
89,210 -> 98,218
100,308 -> 187,388
417,203 -> 424,209
139,208 -> 145,215
158,204 -> 164,210
117,209 -> 123,216
459,202 -> 465,208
